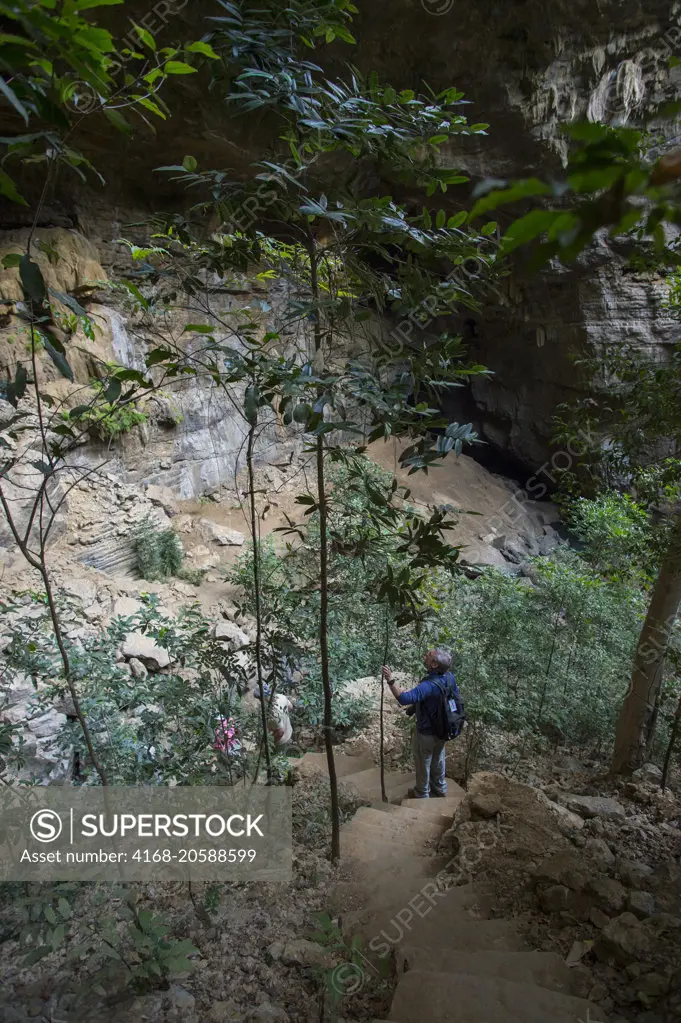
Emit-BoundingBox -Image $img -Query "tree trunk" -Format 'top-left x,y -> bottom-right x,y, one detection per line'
307,232 -> 340,860
612,508 -> 681,774
316,434 -> 340,860
246,418 -> 272,783
661,684 -> 681,790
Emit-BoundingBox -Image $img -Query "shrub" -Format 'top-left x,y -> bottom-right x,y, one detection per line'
63,381 -> 148,440
132,516 -> 184,581
3,594 -> 256,786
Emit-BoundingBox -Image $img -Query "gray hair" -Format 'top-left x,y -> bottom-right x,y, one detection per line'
431,648 -> 452,671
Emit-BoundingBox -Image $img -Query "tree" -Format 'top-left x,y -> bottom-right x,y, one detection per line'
468,120 -> 681,773
0,1 -> 227,782
124,0 -> 497,854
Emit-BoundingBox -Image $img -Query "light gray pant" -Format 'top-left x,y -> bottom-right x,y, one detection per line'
412,730 -> 447,798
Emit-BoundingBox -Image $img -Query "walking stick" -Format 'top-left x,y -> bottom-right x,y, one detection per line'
379,610 -> 391,803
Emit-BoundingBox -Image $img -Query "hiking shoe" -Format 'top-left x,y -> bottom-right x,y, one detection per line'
407,788 -> 428,798
431,790 -> 447,798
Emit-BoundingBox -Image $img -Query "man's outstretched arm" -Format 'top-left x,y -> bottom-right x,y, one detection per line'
381,666 -> 425,706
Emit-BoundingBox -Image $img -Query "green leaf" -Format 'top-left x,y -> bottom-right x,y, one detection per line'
0,76 -> 29,123
134,96 -> 166,119
44,905 -> 57,925
57,898 -> 71,919
469,178 -> 551,220
143,67 -> 164,87
19,255 -> 46,304
447,212 -> 467,229
499,210 -> 562,254
0,166 -> 25,205
182,155 -> 197,172
293,403 -> 310,424
435,209 -> 446,229
481,221 -> 498,236
2,252 -> 22,268
244,384 -> 258,425
164,61 -> 197,75
132,22 -> 156,50
183,323 -> 213,333
103,377 -> 121,403
43,338 -> 74,381
103,108 -> 133,135
185,41 -> 220,59
73,0 -> 124,8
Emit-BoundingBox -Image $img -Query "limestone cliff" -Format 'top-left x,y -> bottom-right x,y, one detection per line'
1,0 -> 681,480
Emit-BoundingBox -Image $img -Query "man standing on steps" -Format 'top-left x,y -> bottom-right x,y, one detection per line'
382,649 -> 459,799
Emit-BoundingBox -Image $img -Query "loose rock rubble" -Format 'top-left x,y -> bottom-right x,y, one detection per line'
445,767 -> 681,1022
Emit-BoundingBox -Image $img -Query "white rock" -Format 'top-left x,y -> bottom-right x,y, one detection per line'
543,797 -> 585,837
145,484 -> 180,517
129,657 -> 148,680
114,597 -> 143,619
632,763 -> 663,784
199,519 -> 245,546
61,578 -> 98,605
565,794 -> 626,822
173,514 -> 194,534
28,708 -> 67,738
213,621 -> 250,650
121,632 -> 170,671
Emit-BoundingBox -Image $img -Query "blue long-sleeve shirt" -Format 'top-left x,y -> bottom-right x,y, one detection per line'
397,670 -> 460,736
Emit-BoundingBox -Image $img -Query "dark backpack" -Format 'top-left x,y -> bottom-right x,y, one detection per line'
432,676 -> 466,741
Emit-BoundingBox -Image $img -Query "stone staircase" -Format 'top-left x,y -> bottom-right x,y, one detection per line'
295,749 -> 609,1023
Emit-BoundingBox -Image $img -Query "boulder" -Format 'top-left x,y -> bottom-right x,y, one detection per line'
113,597 -> 143,619
584,837 -> 616,867
627,891 -> 656,919
539,884 -> 572,912
128,657 -> 148,680
585,877 -> 626,915
632,763 -> 663,785
213,621 -> 250,650
145,484 -> 180,517
533,852 -> 589,891
565,794 -> 626,822
173,514 -> 194,534
469,790 -> 502,819
246,1004 -> 290,1023
590,907 -> 611,929
595,913 -> 654,965
279,939 -> 334,969
27,708 -> 67,739
617,859 -> 653,889
200,519 -> 245,546
121,632 -> 170,671
543,798 -> 585,837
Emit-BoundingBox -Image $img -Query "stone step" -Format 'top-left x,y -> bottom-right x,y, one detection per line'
340,818 -> 440,856
339,824 -> 437,866
292,751 -> 375,780
369,802 -> 452,828
396,948 -> 576,994
395,913 -> 526,953
390,970 -> 609,1023
353,806 -> 444,840
340,882 -> 485,946
340,766 -> 413,803
400,795 -> 463,818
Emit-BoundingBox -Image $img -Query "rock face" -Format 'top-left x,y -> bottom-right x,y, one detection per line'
2,2 -> 679,484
